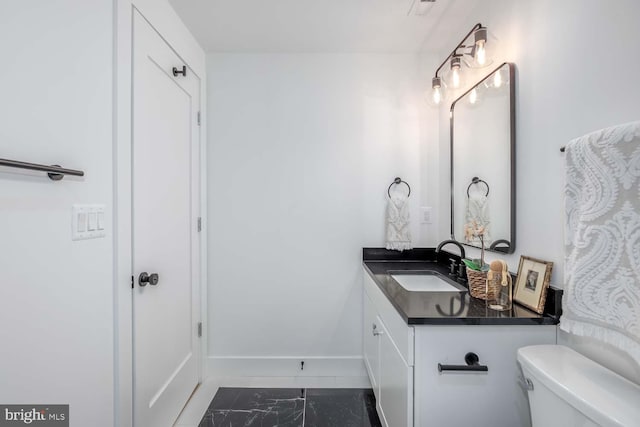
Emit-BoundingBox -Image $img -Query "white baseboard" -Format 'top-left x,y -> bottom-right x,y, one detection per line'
211,376 -> 372,389
206,356 -> 368,379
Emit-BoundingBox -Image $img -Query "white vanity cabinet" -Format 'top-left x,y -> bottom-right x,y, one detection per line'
363,268 -> 557,427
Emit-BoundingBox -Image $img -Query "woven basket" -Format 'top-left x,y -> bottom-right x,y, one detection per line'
466,267 -> 501,300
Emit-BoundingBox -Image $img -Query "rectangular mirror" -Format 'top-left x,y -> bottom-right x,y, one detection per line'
450,62 -> 515,254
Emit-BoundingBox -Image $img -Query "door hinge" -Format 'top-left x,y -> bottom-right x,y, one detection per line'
197,322 -> 202,337
131,275 -> 134,289
197,217 -> 202,232
197,111 -> 201,126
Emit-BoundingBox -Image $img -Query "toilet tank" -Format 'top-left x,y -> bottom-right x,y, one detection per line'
517,345 -> 640,427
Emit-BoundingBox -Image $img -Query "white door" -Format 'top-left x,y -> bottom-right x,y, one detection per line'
132,10 -> 201,427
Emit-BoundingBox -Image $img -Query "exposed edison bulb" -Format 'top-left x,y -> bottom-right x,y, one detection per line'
475,41 -> 486,66
427,77 -> 444,107
471,26 -> 490,68
432,86 -> 442,105
493,70 -> 502,88
448,57 -> 463,89
469,88 -> 478,104
451,66 -> 461,88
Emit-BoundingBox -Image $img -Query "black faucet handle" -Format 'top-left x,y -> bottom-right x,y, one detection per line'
449,258 -> 458,276
458,263 -> 467,281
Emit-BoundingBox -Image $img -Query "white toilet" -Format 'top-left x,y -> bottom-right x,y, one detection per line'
517,345 -> 640,427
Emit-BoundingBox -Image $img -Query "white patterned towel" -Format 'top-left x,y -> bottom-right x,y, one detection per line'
386,193 -> 412,252
560,120 -> 640,364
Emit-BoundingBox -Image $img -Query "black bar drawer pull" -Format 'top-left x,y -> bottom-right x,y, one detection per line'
438,352 -> 488,373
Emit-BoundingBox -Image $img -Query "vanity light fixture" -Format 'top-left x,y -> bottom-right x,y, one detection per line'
428,23 -> 492,106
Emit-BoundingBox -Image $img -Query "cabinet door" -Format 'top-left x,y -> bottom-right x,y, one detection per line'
364,270 -> 414,365
378,319 -> 413,427
363,292 -> 380,392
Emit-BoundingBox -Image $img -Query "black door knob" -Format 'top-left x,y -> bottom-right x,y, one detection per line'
138,272 -> 159,287
172,65 -> 186,77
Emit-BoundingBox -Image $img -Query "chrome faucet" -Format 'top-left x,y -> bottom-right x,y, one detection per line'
436,239 -> 466,260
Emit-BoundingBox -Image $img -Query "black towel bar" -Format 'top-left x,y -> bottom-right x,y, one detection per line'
0,158 -> 84,181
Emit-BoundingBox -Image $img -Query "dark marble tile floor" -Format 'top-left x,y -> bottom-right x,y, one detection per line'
198,388 -> 382,427
304,389 -> 381,427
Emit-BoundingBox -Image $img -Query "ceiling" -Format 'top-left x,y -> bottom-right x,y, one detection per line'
168,0 -> 482,53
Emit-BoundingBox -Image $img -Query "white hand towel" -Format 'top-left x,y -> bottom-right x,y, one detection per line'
386,193 -> 412,252
464,193 -> 492,245
561,120 -> 640,364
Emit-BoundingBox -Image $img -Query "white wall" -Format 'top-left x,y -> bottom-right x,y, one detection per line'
206,53 -> 437,375
434,0 -> 640,382
0,2 -> 115,426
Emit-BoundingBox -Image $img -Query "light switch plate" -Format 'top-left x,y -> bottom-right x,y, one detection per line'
420,207 -> 433,224
72,205 -> 106,240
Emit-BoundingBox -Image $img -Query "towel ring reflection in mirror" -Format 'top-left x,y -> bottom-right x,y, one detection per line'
467,177 -> 489,197
489,239 -> 511,253
388,177 -> 411,198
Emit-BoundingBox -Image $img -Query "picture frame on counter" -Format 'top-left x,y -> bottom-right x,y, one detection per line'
513,256 -> 553,314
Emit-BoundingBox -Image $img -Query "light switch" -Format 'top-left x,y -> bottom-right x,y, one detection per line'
97,212 -> 105,230
77,212 -> 88,232
88,212 -> 98,231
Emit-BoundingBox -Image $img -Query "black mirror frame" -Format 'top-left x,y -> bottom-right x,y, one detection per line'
449,62 -> 516,254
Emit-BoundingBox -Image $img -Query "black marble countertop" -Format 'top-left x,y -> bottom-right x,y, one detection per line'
363,248 -> 560,326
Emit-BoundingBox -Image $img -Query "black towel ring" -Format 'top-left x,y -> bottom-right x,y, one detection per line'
387,177 -> 411,198
467,177 -> 490,197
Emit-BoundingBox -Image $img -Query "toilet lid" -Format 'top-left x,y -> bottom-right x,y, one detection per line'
517,345 -> 640,427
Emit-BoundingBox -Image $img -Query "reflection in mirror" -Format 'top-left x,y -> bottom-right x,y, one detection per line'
451,63 -> 515,254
